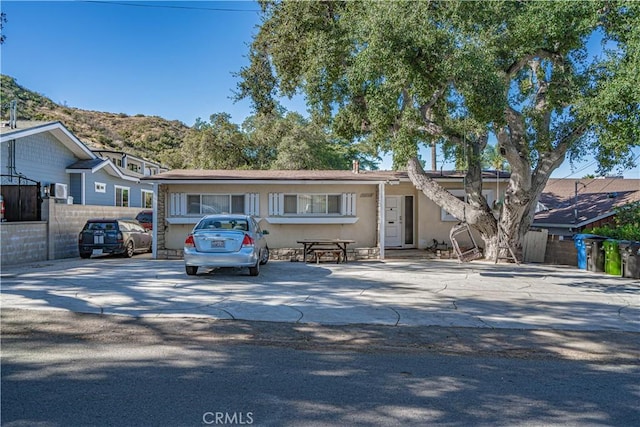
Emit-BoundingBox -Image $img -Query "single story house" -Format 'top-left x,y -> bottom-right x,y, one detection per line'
143,165 -> 508,260
0,120 -> 165,214
533,177 -> 640,237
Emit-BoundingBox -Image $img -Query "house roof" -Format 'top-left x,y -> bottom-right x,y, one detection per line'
66,159 -> 106,170
533,178 -> 640,228
0,120 -> 95,159
142,168 -> 509,183
92,149 -> 168,170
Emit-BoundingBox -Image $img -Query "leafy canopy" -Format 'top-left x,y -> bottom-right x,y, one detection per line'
237,0 -> 640,174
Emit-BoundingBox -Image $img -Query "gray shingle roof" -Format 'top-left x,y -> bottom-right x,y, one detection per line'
66,159 -> 107,170
534,178 -> 640,227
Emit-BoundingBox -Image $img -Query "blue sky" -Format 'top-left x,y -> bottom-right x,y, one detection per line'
1,0 -> 638,177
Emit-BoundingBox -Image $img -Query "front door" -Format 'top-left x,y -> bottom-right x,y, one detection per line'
385,195 -> 415,248
385,196 -> 402,247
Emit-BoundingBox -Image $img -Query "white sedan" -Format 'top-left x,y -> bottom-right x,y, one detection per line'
183,214 -> 270,276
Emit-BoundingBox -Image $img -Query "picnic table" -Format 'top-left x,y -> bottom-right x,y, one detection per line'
297,239 -> 355,263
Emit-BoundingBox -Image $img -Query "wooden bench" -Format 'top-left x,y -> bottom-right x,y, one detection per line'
312,248 -> 343,264
297,239 -> 354,263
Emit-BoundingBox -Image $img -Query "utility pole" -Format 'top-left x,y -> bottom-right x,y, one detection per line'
574,181 -> 587,223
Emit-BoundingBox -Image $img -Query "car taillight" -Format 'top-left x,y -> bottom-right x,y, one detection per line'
242,234 -> 254,247
116,232 -> 123,242
185,235 -> 195,248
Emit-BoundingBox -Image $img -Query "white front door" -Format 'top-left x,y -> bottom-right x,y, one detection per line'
385,196 -> 402,247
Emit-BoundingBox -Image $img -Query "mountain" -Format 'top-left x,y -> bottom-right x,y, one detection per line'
0,75 -> 189,167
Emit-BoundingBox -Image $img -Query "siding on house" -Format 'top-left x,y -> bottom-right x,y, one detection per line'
2,131 -> 76,186
1,121 -> 159,209
81,169 -> 152,207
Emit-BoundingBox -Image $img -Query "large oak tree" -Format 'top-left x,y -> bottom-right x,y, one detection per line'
237,0 -> 639,259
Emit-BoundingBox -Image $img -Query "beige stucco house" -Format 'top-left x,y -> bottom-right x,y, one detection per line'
143,166 -> 508,260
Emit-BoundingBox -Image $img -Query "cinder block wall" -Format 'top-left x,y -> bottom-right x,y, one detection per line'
0,222 -> 48,266
1,200 -> 145,266
46,201 -> 143,260
544,239 -> 578,266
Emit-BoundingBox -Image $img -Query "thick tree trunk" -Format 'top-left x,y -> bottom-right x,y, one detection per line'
408,156 -> 552,262
408,158 -> 500,260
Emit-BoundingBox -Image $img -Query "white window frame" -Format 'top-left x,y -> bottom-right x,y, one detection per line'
268,192 -> 357,220
95,182 -> 106,193
186,193 -> 245,215
167,192 -> 260,224
115,185 -> 130,207
141,189 -> 153,208
281,193 -> 342,216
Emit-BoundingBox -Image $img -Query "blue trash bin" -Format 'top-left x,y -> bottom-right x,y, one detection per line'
574,234 -> 605,270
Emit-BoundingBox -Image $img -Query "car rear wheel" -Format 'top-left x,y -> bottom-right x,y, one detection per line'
259,246 -> 270,265
185,265 -> 198,276
123,241 -> 134,258
79,252 -> 91,259
248,260 -> 260,276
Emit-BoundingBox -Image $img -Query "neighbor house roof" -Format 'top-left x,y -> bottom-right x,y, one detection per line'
65,158 -> 140,182
0,120 -> 95,159
533,178 -> 640,229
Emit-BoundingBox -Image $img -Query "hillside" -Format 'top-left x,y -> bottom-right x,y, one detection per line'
0,75 -> 189,167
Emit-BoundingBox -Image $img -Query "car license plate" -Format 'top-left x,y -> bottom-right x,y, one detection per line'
92,249 -> 103,256
211,240 -> 224,248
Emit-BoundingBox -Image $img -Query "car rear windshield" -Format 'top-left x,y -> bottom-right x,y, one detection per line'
84,222 -> 118,231
196,218 -> 248,231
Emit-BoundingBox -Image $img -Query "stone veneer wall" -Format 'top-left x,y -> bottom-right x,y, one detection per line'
156,247 -> 381,261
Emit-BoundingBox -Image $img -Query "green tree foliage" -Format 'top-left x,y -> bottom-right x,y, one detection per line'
181,111 -> 378,170
482,145 -> 509,172
236,0 -> 640,258
181,113 -> 249,169
586,201 -> 640,241
1,12 -> 6,44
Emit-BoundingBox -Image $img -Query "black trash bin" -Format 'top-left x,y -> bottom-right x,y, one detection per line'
620,242 -> 640,279
584,236 -> 607,272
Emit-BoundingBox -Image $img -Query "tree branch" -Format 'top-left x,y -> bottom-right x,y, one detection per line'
505,49 -> 561,77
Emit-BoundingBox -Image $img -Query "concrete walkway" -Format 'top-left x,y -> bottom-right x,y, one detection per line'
1,255 -> 638,333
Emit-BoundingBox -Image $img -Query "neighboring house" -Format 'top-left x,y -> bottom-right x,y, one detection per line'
92,149 -> 168,177
533,177 -> 640,237
0,120 -> 162,211
143,165 -> 508,260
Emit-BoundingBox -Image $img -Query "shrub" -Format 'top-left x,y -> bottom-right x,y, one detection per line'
585,201 -> 640,241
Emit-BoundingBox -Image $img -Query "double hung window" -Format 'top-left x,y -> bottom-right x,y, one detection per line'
115,186 -> 129,207
187,194 -> 245,215
283,194 -> 341,215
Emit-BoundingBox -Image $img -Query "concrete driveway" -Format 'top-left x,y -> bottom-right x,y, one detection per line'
1,255 -> 638,332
